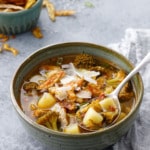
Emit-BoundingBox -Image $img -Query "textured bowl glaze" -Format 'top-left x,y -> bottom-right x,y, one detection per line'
0,0 -> 43,34
10,42 -> 144,150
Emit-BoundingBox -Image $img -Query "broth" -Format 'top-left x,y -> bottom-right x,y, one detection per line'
20,53 -> 135,133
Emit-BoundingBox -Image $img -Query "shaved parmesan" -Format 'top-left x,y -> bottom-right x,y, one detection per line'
51,103 -> 68,128
29,75 -> 46,84
49,86 -> 72,101
76,90 -> 92,99
61,64 -> 70,69
69,63 -> 100,84
60,75 -> 76,84
79,69 -> 100,77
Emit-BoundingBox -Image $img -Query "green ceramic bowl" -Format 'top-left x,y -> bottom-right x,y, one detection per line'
0,0 -> 43,34
10,42 -> 144,150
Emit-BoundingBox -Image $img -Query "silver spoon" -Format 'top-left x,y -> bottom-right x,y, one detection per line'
77,52 -> 150,132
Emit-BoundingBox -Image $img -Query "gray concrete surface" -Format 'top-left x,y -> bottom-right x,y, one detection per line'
0,0 -> 150,149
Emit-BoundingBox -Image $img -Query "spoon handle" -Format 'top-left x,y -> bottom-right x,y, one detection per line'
114,52 -> 150,95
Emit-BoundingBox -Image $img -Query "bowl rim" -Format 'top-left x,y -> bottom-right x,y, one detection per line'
0,0 -> 42,16
10,42 -> 144,138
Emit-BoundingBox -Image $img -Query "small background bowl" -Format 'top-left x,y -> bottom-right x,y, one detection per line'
0,0 -> 43,35
10,42 -> 144,150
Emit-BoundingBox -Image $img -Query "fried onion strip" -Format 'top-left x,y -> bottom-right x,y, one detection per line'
0,0 -> 26,6
0,34 -> 9,42
43,0 -> 55,22
55,10 -> 75,16
3,43 -> 19,56
0,4 -> 24,11
25,0 -> 36,9
31,26 -> 43,38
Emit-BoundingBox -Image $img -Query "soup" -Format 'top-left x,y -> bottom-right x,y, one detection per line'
20,53 -> 135,134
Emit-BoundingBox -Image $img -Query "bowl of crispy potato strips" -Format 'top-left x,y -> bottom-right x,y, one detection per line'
0,0 -> 43,34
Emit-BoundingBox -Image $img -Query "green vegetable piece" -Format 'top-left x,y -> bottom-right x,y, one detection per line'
37,110 -> 59,131
107,70 -> 126,87
85,1 -> 95,8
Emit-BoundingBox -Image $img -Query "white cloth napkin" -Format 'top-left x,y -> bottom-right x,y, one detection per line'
108,28 -> 150,150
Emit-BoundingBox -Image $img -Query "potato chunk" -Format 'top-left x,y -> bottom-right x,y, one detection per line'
99,98 -> 117,112
64,124 -> 80,134
38,92 -> 56,109
83,107 -> 103,128
117,112 -> 126,122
